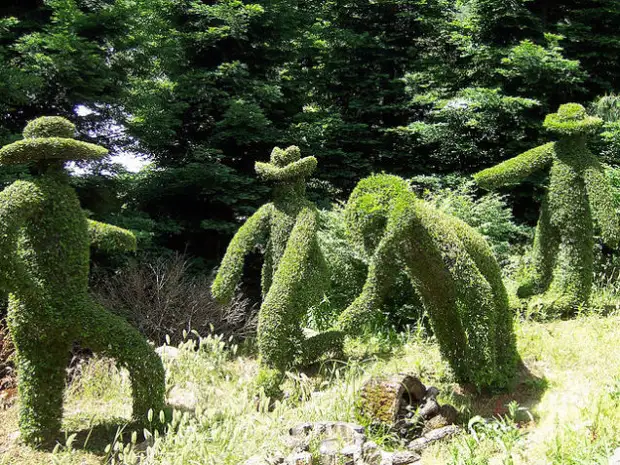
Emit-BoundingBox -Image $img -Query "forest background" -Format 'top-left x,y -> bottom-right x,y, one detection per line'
2,0 -> 620,331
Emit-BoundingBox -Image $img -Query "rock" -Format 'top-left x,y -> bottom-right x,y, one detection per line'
319,438 -> 339,455
290,423 -> 314,437
167,384 -> 198,412
379,450 -> 420,465
423,405 -> 458,432
439,405 -> 458,424
408,425 -> 460,452
418,398 -> 440,420
287,452 -> 313,465
359,374 -> 426,427
392,451 -> 421,464
424,386 -> 440,399
155,345 -> 179,359
609,447 -> 620,465
283,435 -> 310,453
362,441 -> 382,465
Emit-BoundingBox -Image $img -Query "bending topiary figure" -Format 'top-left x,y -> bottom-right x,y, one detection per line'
212,146 -> 343,391
474,103 -> 620,313
337,174 -> 517,389
0,117 -> 165,446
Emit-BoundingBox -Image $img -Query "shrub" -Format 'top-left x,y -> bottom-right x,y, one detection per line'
337,174 -> 517,389
475,103 -> 619,315
0,117 -> 165,446
92,254 -> 257,346
212,146 -> 343,391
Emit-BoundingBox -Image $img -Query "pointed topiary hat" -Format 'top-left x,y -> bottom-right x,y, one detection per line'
254,145 -> 317,182
0,116 -> 108,165
543,103 -> 603,136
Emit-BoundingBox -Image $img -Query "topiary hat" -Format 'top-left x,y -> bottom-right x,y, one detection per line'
0,116 -> 108,165
543,103 -> 603,136
254,145 -> 317,182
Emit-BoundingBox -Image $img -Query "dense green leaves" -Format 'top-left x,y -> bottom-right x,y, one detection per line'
1,0 -> 619,269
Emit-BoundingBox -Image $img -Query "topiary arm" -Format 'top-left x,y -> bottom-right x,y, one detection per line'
584,163 -> 620,249
474,142 -> 555,190
0,181 -> 44,291
87,219 -> 137,253
212,205 -> 272,304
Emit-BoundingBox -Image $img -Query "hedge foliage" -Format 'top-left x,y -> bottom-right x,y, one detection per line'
475,104 -> 619,314
337,174 -> 517,389
0,117 -> 164,446
212,146 -> 343,390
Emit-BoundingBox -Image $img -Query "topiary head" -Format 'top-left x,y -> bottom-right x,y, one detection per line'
255,145 -> 317,185
0,116 -> 108,167
543,103 -> 603,137
345,174 -> 412,256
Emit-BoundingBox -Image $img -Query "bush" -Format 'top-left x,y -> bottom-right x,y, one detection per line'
0,117 -> 165,446
92,254 -> 257,346
338,174 -> 517,389
475,103 -> 618,315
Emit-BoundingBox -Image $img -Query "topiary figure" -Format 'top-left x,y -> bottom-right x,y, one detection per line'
337,174 -> 517,389
474,103 -> 619,314
212,146 -> 343,390
0,117 -> 165,446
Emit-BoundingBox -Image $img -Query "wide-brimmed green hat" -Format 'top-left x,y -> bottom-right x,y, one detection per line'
0,116 -> 108,165
543,103 -> 603,136
255,146 -> 317,182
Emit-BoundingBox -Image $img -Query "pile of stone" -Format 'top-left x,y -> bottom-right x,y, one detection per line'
245,374 -> 460,465
245,421 -> 421,465
359,374 -> 460,451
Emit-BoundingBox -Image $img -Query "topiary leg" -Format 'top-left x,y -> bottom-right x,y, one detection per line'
7,297 -> 70,446
76,298 -> 166,421
297,330 -> 344,367
539,226 -> 594,314
451,217 -> 518,387
518,198 -> 560,298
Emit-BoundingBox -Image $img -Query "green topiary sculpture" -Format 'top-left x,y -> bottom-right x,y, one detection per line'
337,174 -> 517,389
474,103 -> 619,314
212,146 -> 343,391
0,117 -> 165,446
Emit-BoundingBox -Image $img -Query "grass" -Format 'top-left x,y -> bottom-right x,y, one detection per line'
0,314 -> 619,465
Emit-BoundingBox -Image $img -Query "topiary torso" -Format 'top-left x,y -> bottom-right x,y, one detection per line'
17,175 -> 89,297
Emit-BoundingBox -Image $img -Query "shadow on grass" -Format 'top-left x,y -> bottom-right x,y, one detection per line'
450,359 -> 549,422
43,410 -> 173,454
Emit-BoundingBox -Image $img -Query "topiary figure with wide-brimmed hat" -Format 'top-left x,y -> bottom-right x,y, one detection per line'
0,116 -> 165,446
474,103 -> 620,314
212,146 -> 343,396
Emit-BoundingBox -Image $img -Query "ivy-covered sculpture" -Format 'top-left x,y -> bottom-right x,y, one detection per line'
0,117 -> 165,446
212,146 -> 343,392
337,174 -> 517,389
474,103 -> 620,313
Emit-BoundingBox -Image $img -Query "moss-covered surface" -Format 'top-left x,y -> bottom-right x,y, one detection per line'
338,174 -> 517,390
0,117 -> 165,446
474,104 -> 619,314
212,146 -> 343,390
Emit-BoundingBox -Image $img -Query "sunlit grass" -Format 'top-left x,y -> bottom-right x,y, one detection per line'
1,313 -> 619,465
